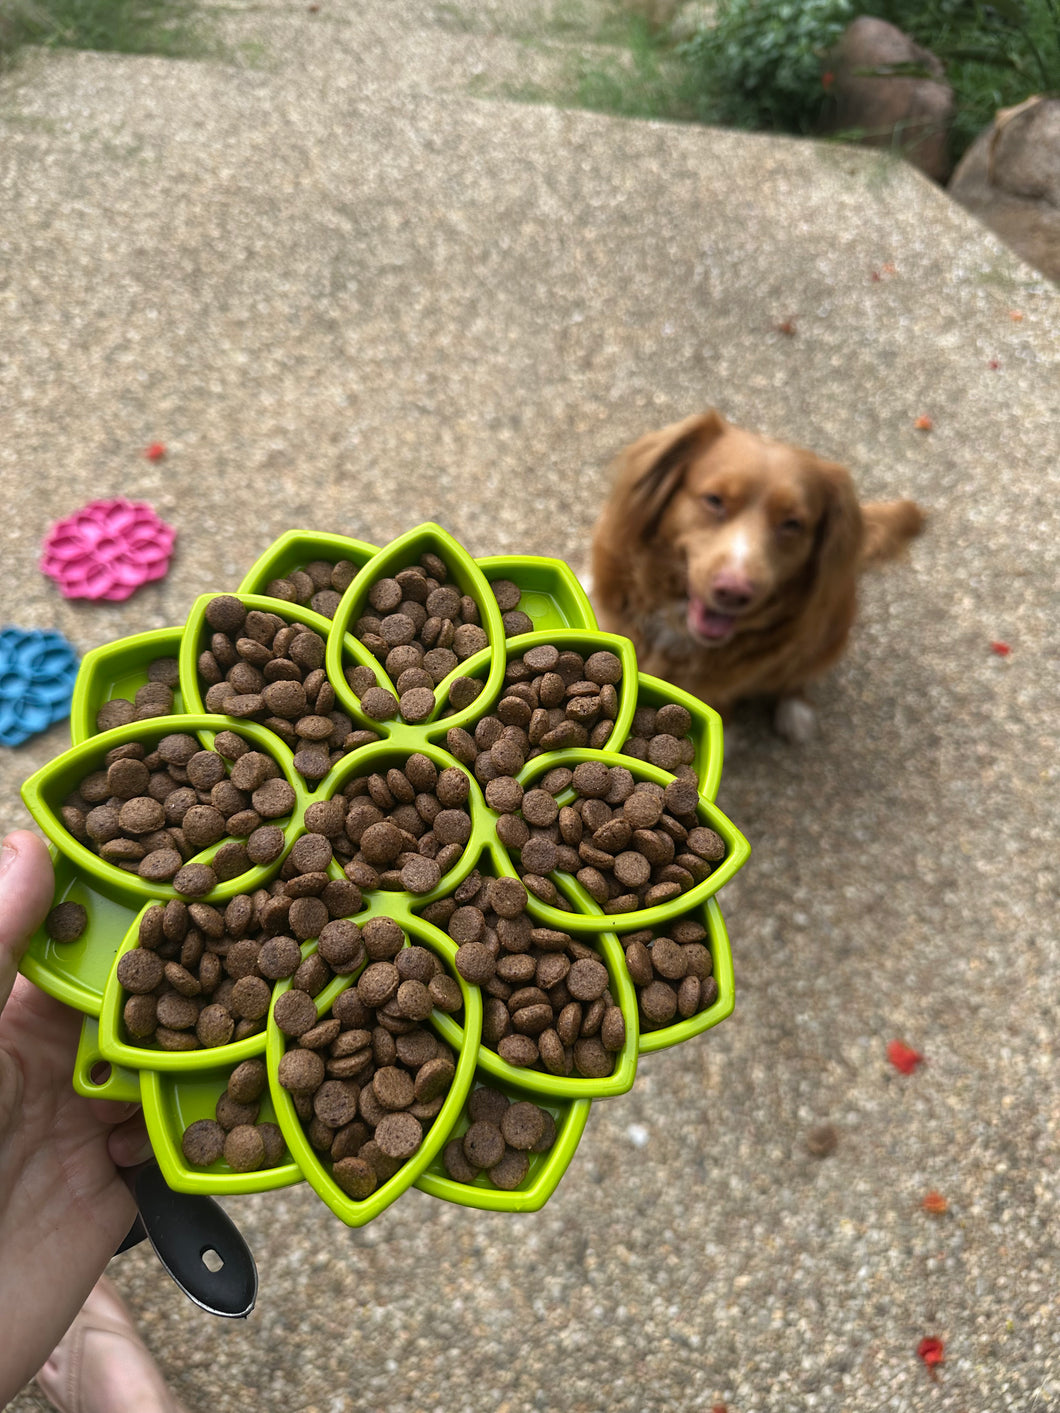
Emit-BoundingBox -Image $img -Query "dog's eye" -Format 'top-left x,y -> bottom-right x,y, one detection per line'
703,494 -> 725,517
778,517 -> 804,535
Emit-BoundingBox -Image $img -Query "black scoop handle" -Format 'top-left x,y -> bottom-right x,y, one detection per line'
119,1161 -> 258,1319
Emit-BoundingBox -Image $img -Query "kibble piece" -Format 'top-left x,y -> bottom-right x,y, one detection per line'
333,1157 -> 378,1199
274,988 -> 319,1037
224,1124 -> 266,1173
489,1148 -> 530,1191
173,863 -> 217,898
228,1058 -> 268,1104
374,1066 -> 415,1111
601,1006 -> 626,1052
497,1034 -> 539,1068
197,1004 -> 235,1048
567,957 -> 609,1002
462,1121 -> 505,1169
443,1138 -> 480,1183
182,1120 -> 226,1168
45,901 -> 87,943
573,1036 -> 613,1078
501,1102 -> 546,1151
278,1047 -> 327,1093
374,1111 -> 423,1161
123,994 -> 158,1039
117,949 -> 165,995
640,980 -> 678,1025
454,942 -> 495,985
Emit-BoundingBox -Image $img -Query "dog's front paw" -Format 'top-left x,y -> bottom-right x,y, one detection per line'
773,696 -> 817,744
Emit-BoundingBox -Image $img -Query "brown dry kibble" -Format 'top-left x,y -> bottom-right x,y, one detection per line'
374,1111 -> 423,1161
224,1124 -> 266,1173
279,1048 -> 327,1093
274,988 -> 319,1036
333,1157 -> 377,1199
116,948 -> 165,994
228,1059 -> 268,1104
489,1148 -> 530,1191
463,1120 -> 505,1169
173,863 -> 217,898
501,1102 -> 546,1151
46,901 -> 87,943
182,1119 -> 226,1167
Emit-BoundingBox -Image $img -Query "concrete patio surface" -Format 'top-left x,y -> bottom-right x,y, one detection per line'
1,3 -> 1056,1410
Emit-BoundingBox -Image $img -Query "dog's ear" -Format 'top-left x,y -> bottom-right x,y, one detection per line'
615,410 -> 727,540
806,458 -> 864,603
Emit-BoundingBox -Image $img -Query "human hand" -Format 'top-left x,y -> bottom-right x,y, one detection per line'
0,831 -> 150,1403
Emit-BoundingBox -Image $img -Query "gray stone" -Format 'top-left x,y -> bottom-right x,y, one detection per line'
822,16 -> 955,181
949,95 -> 1060,283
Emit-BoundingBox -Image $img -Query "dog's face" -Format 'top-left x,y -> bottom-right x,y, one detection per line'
622,412 -> 863,648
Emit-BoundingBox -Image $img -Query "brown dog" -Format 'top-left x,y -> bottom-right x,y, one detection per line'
590,410 -> 925,741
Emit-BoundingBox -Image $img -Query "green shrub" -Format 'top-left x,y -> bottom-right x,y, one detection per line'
863,0 -> 1060,155
0,0 -> 210,64
680,0 -> 855,133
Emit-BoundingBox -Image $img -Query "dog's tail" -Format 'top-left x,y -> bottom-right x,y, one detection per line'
860,499 -> 926,568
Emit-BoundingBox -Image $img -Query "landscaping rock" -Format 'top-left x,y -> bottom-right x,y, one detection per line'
948,95 -> 1060,283
822,17 -> 954,182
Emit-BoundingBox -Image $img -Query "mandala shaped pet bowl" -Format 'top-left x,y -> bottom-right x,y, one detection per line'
0,627 -> 79,747
41,498 -> 176,602
21,525 -> 748,1224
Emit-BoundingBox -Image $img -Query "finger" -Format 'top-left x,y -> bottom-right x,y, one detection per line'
107,1111 -> 153,1169
0,832 -> 55,1014
86,1098 -> 142,1127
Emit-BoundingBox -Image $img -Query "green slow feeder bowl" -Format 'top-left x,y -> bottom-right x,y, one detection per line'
415,1073 -> 593,1214
20,523 -> 748,1229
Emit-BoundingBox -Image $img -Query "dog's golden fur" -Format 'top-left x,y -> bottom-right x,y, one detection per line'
590,410 -> 925,739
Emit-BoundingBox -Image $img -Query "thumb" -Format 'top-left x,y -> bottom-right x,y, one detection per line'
0,832 -> 55,1014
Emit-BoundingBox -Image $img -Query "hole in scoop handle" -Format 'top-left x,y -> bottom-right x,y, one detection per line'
129,1162 -> 258,1318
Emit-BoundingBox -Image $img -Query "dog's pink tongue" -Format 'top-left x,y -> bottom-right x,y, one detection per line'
688,596 -> 736,641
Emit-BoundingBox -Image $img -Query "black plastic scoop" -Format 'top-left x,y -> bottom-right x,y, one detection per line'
117,1161 -> 258,1318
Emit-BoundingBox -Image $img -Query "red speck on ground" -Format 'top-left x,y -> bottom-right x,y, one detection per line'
887,1040 -> 924,1074
990,641 -> 1012,656
922,1191 -> 949,1215
988,359 -> 1001,369
775,319 -> 797,336
918,1337 -> 945,1378
144,443 -> 166,461
914,415 -> 933,431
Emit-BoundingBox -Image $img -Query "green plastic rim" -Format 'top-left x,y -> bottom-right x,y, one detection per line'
22,714 -> 307,909
492,748 -> 750,935
237,530 -> 379,597
72,1017 -> 143,1104
326,522 -> 508,741
97,904 -> 271,1073
592,895 -> 735,1055
69,626 -> 186,747
19,847 -> 139,1017
415,1078 -> 593,1213
630,671 -> 725,805
266,916 -> 483,1227
142,1062 -> 303,1196
432,916 -> 641,1100
474,556 -> 597,635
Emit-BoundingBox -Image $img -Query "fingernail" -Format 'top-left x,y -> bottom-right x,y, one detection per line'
0,840 -> 17,880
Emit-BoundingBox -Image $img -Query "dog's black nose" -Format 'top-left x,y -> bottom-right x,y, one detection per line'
712,572 -> 754,611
